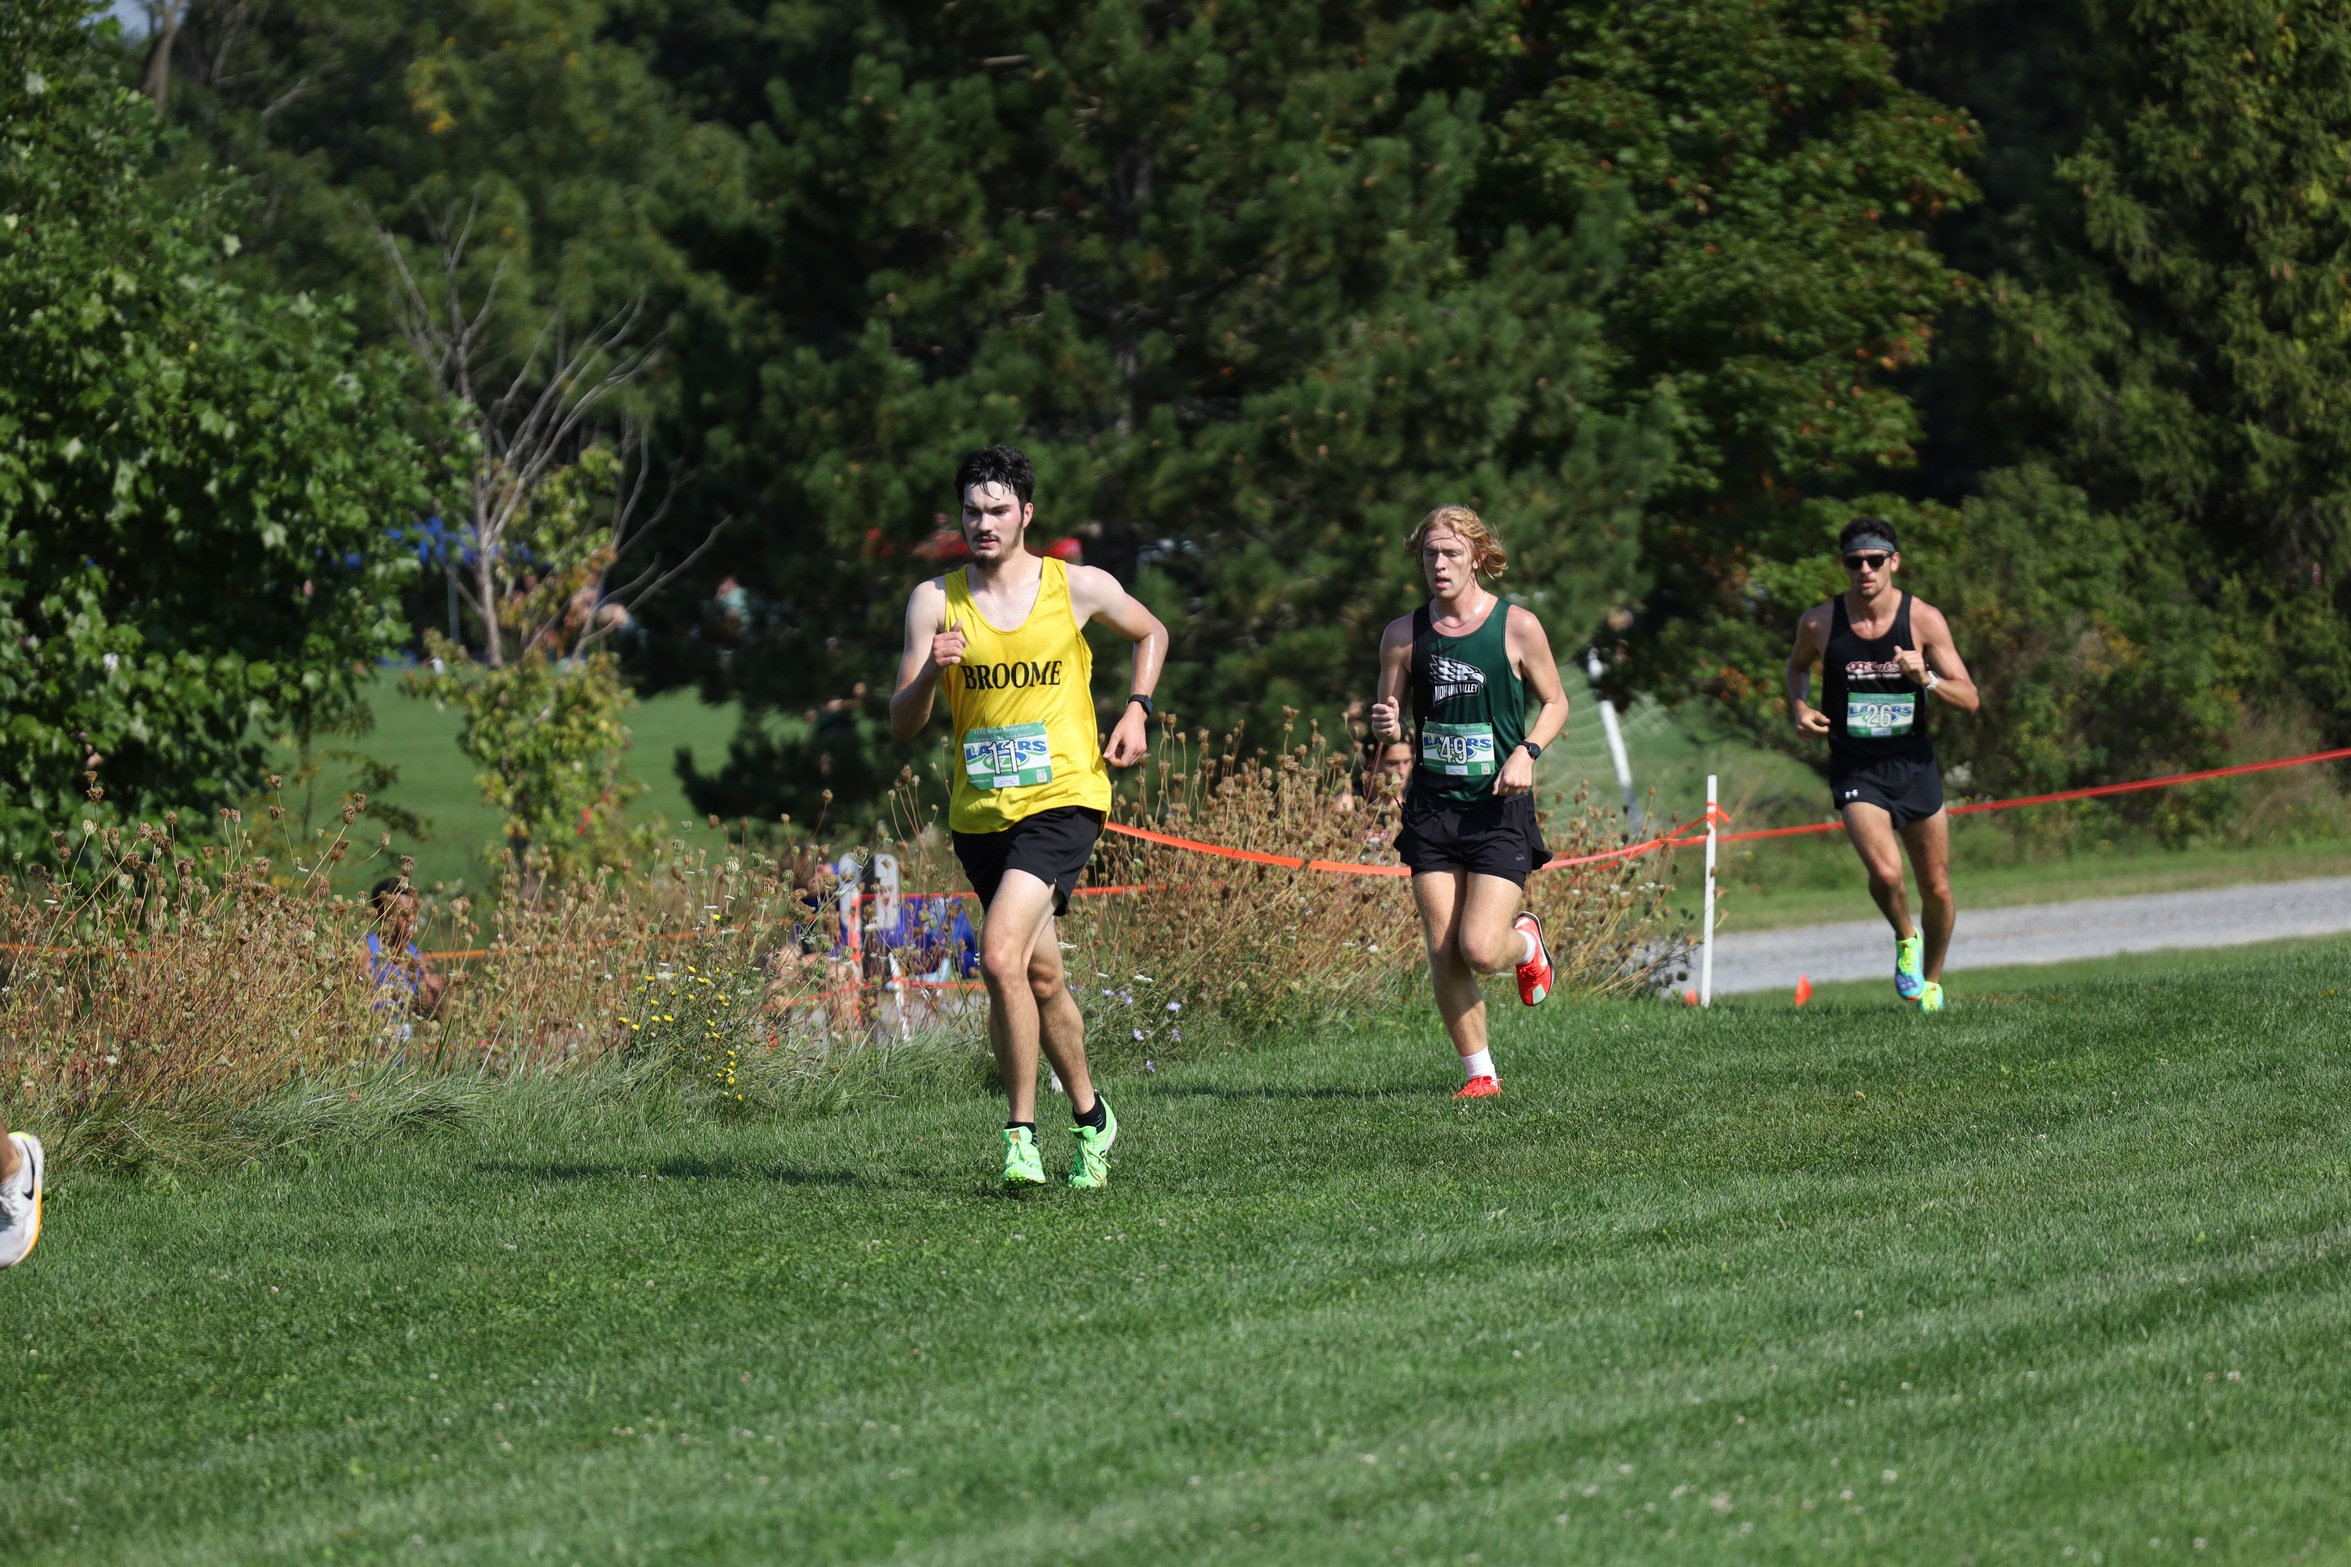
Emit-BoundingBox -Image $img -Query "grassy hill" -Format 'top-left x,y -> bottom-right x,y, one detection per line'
7,938 -> 2351,1561
267,669 -> 743,896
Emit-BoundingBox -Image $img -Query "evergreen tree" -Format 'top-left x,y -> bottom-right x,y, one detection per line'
1467,0 -> 1980,757
1917,0 -> 2351,764
678,2 -> 1677,825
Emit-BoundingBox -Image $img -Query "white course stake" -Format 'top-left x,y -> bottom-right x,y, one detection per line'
1587,648 -> 1641,832
1700,773 -> 1718,1008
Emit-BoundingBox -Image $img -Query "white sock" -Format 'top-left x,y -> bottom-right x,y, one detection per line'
1518,927 -> 1540,966
1461,1048 -> 1495,1082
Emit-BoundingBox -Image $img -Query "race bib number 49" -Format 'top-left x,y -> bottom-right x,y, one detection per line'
963,722 -> 1054,790
1845,692 -> 1918,738
1420,721 -> 1498,778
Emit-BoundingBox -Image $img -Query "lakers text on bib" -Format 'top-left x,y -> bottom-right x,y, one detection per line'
1421,721 -> 1497,779
963,722 -> 1054,790
1845,692 -> 1918,738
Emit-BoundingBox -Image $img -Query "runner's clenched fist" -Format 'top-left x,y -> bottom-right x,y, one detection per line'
930,616 -> 967,671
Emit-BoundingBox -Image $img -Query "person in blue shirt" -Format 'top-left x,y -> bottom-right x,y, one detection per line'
366,876 -> 447,1019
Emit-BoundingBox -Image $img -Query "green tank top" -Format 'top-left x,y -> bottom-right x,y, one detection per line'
1408,598 -> 1525,804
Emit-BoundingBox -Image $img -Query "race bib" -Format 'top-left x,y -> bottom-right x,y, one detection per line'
1420,721 -> 1497,778
962,722 -> 1054,790
1845,692 -> 1918,738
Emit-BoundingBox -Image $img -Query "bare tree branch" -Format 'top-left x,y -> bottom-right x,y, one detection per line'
376,205 -> 667,668
141,0 -> 187,116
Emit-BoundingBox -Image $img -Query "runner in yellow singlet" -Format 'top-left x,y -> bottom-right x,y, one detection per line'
889,446 -> 1168,1189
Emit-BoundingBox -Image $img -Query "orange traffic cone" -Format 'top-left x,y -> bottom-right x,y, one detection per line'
1793,974 -> 1813,1007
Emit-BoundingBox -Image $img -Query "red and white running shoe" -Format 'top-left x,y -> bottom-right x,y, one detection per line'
1454,1075 -> 1500,1100
1513,910 -> 1553,1006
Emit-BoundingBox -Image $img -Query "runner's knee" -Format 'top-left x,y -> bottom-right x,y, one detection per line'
979,941 -> 1029,987
1460,927 -> 1513,974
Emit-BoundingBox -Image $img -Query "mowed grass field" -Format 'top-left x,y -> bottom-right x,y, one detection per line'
270,670 -> 742,897
7,942 -> 2351,1563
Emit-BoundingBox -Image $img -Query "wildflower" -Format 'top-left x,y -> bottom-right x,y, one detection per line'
1167,1001 -> 1181,1013
1132,1029 -> 1144,1041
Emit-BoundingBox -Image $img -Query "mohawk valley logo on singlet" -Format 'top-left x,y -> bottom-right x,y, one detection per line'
1844,658 -> 1905,679
1428,653 -> 1486,706
959,659 -> 1066,692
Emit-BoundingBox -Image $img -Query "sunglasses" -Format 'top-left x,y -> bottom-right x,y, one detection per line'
1842,553 -> 1892,571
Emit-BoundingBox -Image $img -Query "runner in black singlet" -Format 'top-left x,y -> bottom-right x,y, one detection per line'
1786,517 -> 1982,1011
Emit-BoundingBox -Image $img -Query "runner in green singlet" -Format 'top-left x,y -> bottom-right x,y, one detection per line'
1369,506 -> 1572,1098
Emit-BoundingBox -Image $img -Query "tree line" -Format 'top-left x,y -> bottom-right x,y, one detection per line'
5,0 -> 2345,848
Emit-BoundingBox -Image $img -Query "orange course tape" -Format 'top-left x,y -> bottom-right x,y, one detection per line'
1707,743 -> 2351,846
1103,808 -> 1721,877
21,747 -> 2339,969
1101,744 -> 2351,872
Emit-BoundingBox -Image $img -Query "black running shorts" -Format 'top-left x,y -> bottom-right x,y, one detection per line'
1830,753 -> 1946,830
1395,792 -> 1552,886
952,806 -> 1105,916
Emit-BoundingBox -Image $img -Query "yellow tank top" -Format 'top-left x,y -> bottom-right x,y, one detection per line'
943,557 -> 1111,833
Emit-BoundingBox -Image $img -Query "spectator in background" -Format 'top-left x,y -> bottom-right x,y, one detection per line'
713,576 -> 748,642
366,877 -> 447,1020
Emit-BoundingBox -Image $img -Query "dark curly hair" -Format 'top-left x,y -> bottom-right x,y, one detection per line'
954,444 -> 1036,508
1837,516 -> 1900,554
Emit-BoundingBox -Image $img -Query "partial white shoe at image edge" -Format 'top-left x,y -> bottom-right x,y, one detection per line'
0,1131 -> 43,1270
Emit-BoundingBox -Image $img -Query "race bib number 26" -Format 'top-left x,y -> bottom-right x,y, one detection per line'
963,722 -> 1054,790
1420,721 -> 1497,778
1845,692 -> 1917,738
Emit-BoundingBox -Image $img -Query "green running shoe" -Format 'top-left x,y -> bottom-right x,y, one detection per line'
1914,979 -> 1946,1014
1894,932 -> 1926,1000
1000,1126 -> 1046,1187
1068,1097 -> 1118,1189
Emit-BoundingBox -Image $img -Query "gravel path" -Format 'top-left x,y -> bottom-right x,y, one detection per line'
1706,875 -> 2351,995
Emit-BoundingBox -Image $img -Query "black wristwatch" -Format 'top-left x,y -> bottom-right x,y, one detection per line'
1127,693 -> 1155,718
1519,740 -> 1544,760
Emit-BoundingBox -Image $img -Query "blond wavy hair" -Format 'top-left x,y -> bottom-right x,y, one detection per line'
1407,504 -> 1507,580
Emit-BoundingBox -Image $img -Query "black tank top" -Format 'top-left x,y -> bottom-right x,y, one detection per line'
1408,599 -> 1525,805
1823,591 -> 1935,766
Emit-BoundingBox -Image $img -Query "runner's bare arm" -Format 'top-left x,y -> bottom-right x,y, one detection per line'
1894,602 -> 1981,714
1369,616 -> 1414,786
887,578 -> 964,742
1496,607 -> 1570,798
1066,565 -> 1169,767
1786,604 -> 1832,735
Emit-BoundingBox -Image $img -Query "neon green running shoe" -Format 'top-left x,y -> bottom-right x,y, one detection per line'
1068,1097 -> 1118,1190
1001,1126 -> 1046,1187
1894,932 -> 1926,1001
1914,979 -> 1946,1014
